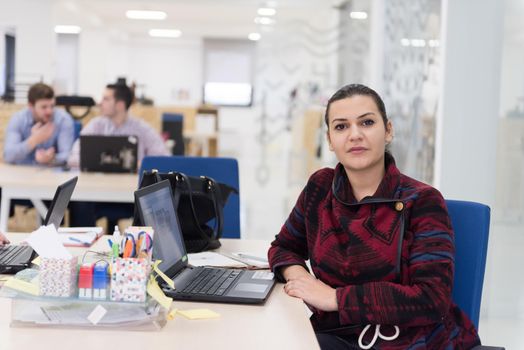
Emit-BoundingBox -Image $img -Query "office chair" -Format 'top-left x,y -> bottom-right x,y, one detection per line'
139,156 -> 241,238
446,199 -> 505,350
162,113 -> 185,155
73,120 -> 82,140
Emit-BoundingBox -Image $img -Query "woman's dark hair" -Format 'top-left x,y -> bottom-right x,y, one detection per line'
324,84 -> 388,127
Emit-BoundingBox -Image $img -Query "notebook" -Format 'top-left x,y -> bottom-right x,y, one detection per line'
134,180 -> 275,304
0,176 -> 78,274
79,135 -> 138,173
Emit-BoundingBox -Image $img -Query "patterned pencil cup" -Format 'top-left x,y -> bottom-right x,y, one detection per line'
110,258 -> 150,303
39,256 -> 78,297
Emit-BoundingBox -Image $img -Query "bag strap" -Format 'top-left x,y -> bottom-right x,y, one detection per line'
175,173 -> 223,246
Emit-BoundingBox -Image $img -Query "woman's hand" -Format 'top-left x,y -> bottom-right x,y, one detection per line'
0,232 -> 10,246
284,273 -> 338,312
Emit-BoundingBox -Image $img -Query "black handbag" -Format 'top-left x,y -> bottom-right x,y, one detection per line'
133,170 -> 238,253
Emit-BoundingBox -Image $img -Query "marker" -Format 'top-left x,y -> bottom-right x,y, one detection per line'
69,236 -> 89,246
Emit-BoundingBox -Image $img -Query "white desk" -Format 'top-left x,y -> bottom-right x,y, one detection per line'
0,236 -> 320,350
0,163 -> 138,231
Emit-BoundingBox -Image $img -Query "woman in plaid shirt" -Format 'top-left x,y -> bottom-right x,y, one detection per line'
268,84 -> 480,349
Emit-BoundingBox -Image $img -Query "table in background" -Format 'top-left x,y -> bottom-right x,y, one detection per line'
0,163 -> 138,231
0,236 -> 319,350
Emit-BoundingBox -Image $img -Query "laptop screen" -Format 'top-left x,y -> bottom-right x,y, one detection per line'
135,180 -> 187,273
44,176 -> 78,229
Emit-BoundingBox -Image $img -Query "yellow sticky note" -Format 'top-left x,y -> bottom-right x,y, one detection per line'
167,308 -> 178,320
147,276 -> 173,310
4,277 -> 39,296
31,256 -> 41,266
177,309 -> 220,320
152,260 -> 175,289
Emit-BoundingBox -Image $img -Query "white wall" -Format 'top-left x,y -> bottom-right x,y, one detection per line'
499,43 -> 524,117
435,0 -> 504,208
0,0 -> 55,89
77,30 -> 202,105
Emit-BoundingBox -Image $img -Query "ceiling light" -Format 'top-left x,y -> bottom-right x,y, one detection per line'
149,29 -> 182,38
254,17 -> 275,25
401,38 -> 410,46
410,39 -> 426,47
257,8 -> 276,16
126,10 -> 167,20
248,32 -> 261,41
54,25 -> 82,34
350,11 -> 368,20
428,39 -> 440,47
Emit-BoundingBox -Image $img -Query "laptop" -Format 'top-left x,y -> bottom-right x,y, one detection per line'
80,135 -> 138,173
0,176 -> 78,274
135,180 -> 275,304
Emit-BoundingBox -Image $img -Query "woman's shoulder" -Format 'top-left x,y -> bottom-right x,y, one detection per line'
398,172 -> 445,203
306,167 -> 335,187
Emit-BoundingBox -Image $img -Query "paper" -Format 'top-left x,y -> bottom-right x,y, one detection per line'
25,225 -> 72,259
177,308 -> 220,320
58,231 -> 99,247
230,252 -> 270,269
3,277 -> 39,296
147,276 -> 173,310
152,260 -> 175,289
58,227 -> 103,234
87,304 -> 107,325
188,252 -> 247,268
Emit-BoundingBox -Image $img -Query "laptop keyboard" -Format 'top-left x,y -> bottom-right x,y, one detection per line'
0,245 -> 32,265
181,268 -> 242,296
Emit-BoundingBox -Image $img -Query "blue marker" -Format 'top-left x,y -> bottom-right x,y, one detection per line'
69,237 -> 89,246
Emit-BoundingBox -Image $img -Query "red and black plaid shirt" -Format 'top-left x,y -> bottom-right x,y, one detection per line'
269,154 -> 480,349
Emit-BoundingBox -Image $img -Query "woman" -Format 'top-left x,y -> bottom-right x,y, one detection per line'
268,84 -> 480,349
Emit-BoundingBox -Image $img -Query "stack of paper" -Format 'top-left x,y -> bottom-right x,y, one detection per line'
57,227 -> 104,247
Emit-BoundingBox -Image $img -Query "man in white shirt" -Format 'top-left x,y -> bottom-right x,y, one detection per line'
68,83 -> 168,167
68,83 -> 168,231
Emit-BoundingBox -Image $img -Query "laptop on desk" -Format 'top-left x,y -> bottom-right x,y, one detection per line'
0,176 -> 78,274
80,135 -> 138,173
134,180 -> 275,304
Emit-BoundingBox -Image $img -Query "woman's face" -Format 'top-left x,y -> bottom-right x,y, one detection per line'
326,95 -> 393,174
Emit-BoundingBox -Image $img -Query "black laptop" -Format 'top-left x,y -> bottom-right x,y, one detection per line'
0,176 -> 78,274
134,180 -> 275,304
80,135 -> 138,173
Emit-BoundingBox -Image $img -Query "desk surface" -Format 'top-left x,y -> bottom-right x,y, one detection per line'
0,236 -> 319,350
0,163 -> 138,231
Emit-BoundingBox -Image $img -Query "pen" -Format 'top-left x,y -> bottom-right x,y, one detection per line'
235,253 -> 268,263
108,238 -> 113,249
69,237 -> 89,246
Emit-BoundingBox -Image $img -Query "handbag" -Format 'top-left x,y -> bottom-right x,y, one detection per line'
133,170 -> 238,253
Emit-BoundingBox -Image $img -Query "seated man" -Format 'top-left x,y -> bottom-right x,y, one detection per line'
68,83 -> 168,167
4,83 -> 74,165
68,83 -> 168,231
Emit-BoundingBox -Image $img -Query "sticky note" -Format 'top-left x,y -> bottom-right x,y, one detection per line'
152,260 -> 175,289
177,309 -> 220,320
31,256 -> 41,266
167,308 -> 178,320
3,277 -> 39,296
87,304 -> 107,325
147,277 -> 173,310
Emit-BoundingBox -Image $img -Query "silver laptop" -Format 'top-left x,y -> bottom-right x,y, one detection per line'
0,176 -> 78,274
134,180 -> 275,304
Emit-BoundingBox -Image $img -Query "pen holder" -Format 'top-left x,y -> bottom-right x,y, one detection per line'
110,258 -> 150,303
39,256 -> 78,298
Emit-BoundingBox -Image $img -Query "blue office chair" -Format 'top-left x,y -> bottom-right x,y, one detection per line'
73,120 -> 82,140
446,199 -> 505,350
139,156 -> 241,239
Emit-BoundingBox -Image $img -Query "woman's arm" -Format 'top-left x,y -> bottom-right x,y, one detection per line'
335,189 -> 454,327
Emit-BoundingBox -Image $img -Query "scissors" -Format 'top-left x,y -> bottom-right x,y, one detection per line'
136,231 -> 153,258
121,233 -> 136,258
